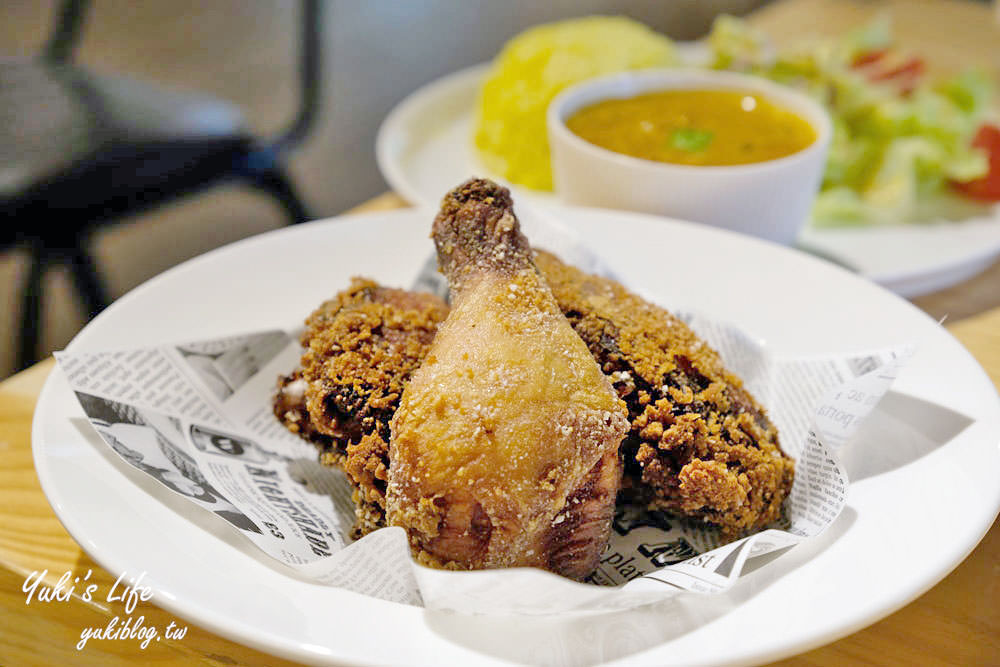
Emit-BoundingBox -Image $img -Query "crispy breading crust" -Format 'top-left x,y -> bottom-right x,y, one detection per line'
533,250 -> 794,536
274,278 -> 448,537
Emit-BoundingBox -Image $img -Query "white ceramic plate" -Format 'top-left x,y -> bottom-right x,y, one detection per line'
376,64 -> 1000,298
34,208 -> 1000,666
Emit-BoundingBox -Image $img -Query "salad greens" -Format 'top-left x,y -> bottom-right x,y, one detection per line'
708,15 -> 996,226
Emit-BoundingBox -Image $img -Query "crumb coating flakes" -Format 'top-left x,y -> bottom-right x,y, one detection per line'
277,278 -> 447,536
533,250 -> 794,536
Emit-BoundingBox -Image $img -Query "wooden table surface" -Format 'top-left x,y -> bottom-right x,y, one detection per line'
3,0 -> 1000,664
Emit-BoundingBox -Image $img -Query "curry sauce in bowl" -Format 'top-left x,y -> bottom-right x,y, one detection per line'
566,89 -> 817,166
547,69 -> 831,245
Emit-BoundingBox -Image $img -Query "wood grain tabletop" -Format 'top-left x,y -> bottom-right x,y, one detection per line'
3,1 -> 999,664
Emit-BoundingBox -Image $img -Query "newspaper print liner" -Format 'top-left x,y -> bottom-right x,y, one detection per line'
54,207 -> 912,615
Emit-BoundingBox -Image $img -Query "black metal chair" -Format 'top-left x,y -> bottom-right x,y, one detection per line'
1,0 -> 321,371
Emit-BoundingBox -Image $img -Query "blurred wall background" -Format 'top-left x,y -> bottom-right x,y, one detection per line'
0,0 -> 763,379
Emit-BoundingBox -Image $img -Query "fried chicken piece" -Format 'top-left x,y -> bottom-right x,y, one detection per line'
387,179 -> 629,579
274,278 -> 448,537
533,250 -> 794,536
275,196 -> 793,543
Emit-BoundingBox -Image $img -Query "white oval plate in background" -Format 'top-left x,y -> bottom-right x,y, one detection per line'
375,64 -> 1000,298
34,207 -> 1000,666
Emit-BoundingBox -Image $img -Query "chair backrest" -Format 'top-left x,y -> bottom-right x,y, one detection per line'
272,0 -> 321,153
43,0 -> 90,63
37,0 -> 321,153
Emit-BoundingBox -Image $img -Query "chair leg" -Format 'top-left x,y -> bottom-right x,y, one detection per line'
67,244 -> 113,320
250,167 -> 312,225
17,247 -> 48,372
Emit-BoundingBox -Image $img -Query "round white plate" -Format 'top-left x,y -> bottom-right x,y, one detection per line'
34,207 -> 1000,666
376,64 -> 1000,298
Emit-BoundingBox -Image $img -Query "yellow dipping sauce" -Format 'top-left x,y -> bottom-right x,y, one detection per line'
565,89 -> 816,166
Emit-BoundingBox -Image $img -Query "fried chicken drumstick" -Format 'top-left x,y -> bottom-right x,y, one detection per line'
387,179 -> 628,578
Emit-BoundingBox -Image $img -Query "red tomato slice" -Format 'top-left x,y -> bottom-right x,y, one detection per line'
852,50 -> 925,96
869,57 -> 926,81
952,125 -> 1000,202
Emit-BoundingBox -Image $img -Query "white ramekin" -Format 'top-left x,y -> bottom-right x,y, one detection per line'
547,68 -> 832,245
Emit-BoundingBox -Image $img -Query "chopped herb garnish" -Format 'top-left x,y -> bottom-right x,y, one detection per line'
670,128 -> 715,152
